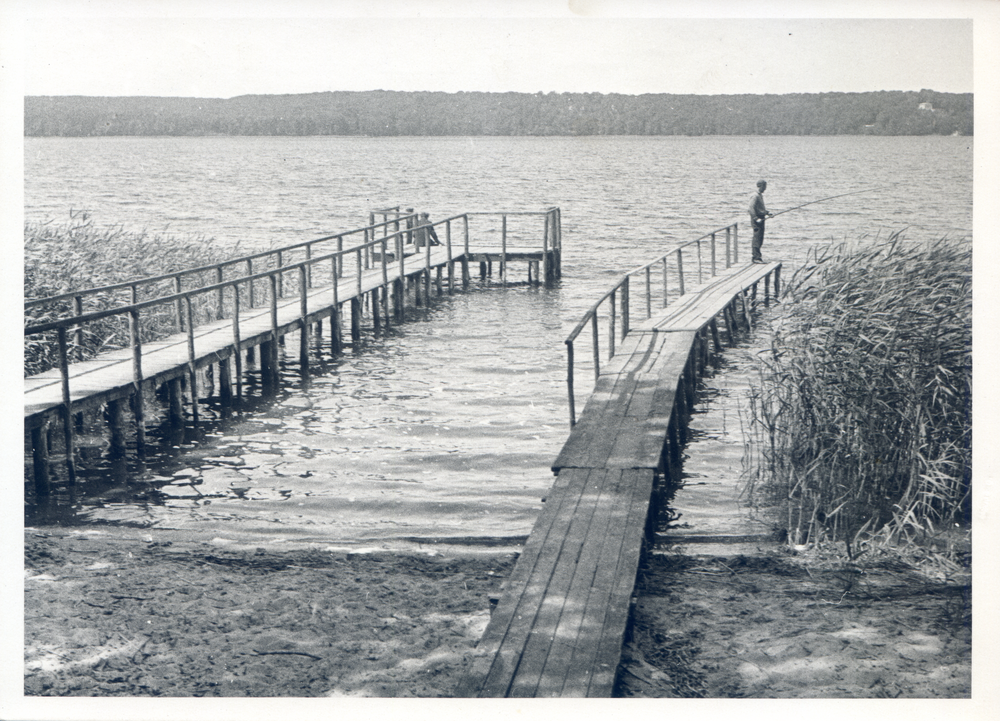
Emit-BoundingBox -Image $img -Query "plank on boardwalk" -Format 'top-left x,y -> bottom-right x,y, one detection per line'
456,468 -> 653,698
552,331 -> 695,471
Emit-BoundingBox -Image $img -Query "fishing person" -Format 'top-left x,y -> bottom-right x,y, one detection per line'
748,179 -> 774,264
414,212 -> 441,248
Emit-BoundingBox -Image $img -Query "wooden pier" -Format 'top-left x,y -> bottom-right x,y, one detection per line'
457,224 -> 781,697
24,208 -> 561,491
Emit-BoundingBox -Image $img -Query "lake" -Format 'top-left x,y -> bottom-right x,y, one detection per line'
23,135 -> 973,549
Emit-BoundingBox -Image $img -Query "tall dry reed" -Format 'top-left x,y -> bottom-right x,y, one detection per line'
24,213 -> 237,376
743,232 -> 971,556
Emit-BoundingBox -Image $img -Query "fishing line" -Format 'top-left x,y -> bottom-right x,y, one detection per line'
768,187 -> 882,219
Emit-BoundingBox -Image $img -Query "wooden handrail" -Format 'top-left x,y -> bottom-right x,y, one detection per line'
24,212 -> 422,309
564,221 -> 741,425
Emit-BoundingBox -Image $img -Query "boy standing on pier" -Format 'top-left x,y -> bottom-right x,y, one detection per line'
749,179 -> 773,263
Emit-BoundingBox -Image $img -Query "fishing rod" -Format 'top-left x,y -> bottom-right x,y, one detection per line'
767,187 -> 880,219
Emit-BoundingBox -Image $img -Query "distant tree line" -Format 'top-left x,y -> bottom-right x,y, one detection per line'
24,89 -> 972,137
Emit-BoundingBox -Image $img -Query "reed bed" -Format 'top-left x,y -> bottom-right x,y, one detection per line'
24,213 -> 238,376
743,232 -> 971,558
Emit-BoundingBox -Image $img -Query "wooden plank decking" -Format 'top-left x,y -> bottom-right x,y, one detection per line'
24,244 -> 548,428
457,260 -> 781,697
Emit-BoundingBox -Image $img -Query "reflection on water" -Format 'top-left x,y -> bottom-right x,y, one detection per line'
27,282 -> 569,545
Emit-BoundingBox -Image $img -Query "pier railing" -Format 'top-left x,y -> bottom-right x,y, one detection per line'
25,207 -> 562,475
24,212 -> 421,333
563,222 -> 739,425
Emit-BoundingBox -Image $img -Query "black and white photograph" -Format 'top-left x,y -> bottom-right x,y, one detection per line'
3,0 -> 996,718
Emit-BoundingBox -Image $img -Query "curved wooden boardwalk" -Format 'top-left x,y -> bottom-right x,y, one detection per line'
457,255 -> 781,698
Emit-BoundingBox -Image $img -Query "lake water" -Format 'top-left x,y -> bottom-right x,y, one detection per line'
23,135 -> 973,550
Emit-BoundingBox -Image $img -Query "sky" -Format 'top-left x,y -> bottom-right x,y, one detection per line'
12,0 -> 977,98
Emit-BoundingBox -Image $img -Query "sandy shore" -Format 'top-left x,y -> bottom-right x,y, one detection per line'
24,527 -> 970,699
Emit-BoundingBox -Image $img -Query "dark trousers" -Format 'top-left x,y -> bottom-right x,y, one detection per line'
751,219 -> 765,261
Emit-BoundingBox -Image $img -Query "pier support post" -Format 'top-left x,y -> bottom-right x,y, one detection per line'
299,323 -> 310,375
260,340 -> 274,392
709,319 -> 722,355
31,422 -> 50,497
219,356 -> 233,407
168,377 -> 184,425
372,289 -> 381,330
351,297 -> 362,343
331,306 -> 343,355
740,289 -> 753,329
480,261 -> 487,280
106,398 -> 127,457
393,279 -> 405,322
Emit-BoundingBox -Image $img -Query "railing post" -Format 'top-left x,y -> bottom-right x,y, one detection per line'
734,223 -> 739,264
725,226 -> 732,268
269,273 -> 279,389
56,326 -> 76,482
174,275 -> 183,331
276,250 -> 284,298
299,265 -> 309,373
216,267 -> 225,320
246,259 -> 255,308
711,232 -> 717,276
185,297 -> 198,421
331,256 -> 343,354
676,249 -> 686,295
380,239 -> 391,326
446,220 -> 454,294
622,276 -> 630,339
542,211 -> 550,286
306,243 -> 313,288
232,283 -> 243,398
337,236 -> 344,277
566,339 -> 576,427
609,289 -> 616,359
73,295 -> 84,360
356,248 -> 363,300
645,266 -> 652,318
697,240 -> 703,284
591,313 -> 600,381
129,307 -> 145,454
501,213 -> 507,286
662,256 -> 669,307
462,215 -> 471,287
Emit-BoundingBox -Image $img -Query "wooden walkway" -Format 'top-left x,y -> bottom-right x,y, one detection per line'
457,259 -> 781,698
25,207 -> 562,488
24,244 -> 538,426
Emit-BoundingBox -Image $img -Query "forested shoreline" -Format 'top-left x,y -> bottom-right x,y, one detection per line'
25,89 -> 972,137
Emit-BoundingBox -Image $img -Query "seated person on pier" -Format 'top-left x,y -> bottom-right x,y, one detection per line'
414,212 -> 441,248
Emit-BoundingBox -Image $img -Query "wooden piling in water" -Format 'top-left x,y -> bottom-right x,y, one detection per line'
168,378 -> 183,425
219,356 -> 233,406
106,398 -> 127,456
351,297 -> 362,343
32,422 -> 50,496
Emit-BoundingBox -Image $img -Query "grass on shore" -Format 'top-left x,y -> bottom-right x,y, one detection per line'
24,213 -> 239,376
742,231 -> 971,565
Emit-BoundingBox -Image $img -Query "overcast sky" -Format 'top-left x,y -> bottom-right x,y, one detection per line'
16,1 -> 975,98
